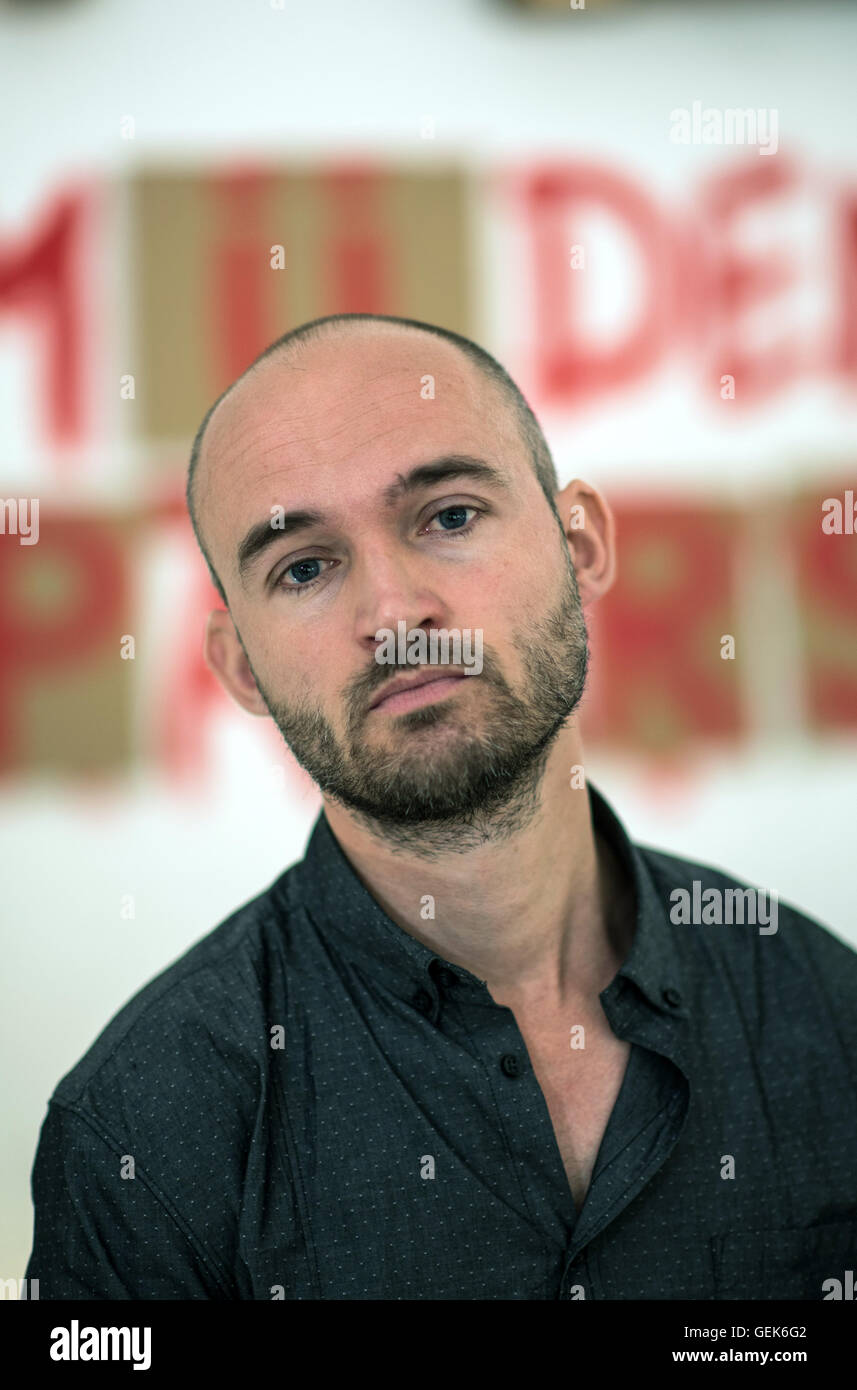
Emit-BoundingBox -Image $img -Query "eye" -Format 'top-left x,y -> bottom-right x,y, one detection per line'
422,505 -> 481,536
275,556 -> 333,595
274,504 -> 483,597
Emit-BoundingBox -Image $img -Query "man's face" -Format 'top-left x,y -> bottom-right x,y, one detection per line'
198,329 -> 589,836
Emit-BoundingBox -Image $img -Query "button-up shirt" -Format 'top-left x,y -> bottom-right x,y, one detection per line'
25,782 -> 857,1299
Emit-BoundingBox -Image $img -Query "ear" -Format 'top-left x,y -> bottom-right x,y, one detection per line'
203,608 -> 269,717
553,478 -> 617,607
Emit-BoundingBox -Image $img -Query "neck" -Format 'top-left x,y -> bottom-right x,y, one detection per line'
321,724 -> 635,1013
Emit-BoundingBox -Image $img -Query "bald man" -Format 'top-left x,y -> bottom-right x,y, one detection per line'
26,314 -> 857,1300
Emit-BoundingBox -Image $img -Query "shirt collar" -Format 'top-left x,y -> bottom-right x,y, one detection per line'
288,780 -> 687,1020
586,782 -> 688,1019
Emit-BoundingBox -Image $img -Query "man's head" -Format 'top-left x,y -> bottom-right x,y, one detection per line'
187,314 -> 560,605
189,314 -> 616,850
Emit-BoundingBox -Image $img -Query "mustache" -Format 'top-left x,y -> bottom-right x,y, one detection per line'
352,649 -> 500,706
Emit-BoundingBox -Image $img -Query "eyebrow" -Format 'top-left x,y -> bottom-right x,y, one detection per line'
236,454 -> 510,586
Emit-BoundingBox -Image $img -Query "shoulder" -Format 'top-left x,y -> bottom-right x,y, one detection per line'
28,865 -> 307,1296
639,841 -> 857,1032
50,863 -> 302,1129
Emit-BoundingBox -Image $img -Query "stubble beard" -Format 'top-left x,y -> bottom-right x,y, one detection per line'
246,549 -> 590,856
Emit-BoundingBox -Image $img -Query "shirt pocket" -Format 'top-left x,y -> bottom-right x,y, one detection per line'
711,1220 -> 857,1300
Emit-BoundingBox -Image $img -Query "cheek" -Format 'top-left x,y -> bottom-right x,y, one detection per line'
274,630 -> 355,713
238,599 -> 353,698
235,617 -> 306,692
455,550 -> 549,627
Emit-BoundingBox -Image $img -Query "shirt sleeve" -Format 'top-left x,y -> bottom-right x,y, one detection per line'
24,1101 -> 234,1300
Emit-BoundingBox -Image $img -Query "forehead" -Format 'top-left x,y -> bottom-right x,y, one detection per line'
197,329 -> 523,570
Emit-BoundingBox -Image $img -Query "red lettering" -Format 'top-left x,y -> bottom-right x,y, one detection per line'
0,190 -> 89,445
515,163 -> 675,405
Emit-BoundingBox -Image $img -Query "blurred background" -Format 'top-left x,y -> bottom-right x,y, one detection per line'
2,0 -> 856,1287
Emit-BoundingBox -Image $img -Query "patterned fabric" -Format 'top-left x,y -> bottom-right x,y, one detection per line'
25,783 -> 857,1299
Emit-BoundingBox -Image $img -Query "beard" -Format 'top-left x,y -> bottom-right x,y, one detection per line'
244,543 -> 590,856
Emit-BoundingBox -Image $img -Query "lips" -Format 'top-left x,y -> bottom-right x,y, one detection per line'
369,669 -> 467,711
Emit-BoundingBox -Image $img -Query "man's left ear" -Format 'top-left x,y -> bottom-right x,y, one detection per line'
553,478 -> 617,606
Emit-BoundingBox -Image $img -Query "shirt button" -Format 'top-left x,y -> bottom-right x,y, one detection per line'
412,989 -> 434,1015
662,986 -> 682,1008
437,967 -> 457,989
500,1053 -> 521,1077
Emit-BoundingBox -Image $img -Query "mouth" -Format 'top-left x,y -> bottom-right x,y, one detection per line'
369,670 -> 472,715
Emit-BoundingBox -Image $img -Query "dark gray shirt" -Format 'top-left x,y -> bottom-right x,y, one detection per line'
25,782 -> 857,1299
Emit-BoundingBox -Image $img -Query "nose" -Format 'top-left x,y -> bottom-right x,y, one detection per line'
352,543 -> 452,662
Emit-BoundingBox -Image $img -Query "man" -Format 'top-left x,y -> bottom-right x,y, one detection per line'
26,313 -> 857,1300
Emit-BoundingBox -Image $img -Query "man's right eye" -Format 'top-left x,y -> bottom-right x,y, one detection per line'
277,557 -> 330,594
